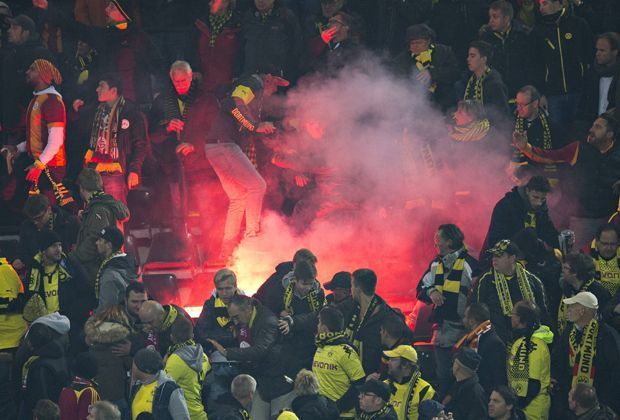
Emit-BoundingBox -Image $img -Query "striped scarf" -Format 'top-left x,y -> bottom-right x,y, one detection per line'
464,67 -> 491,103
494,263 -> 535,316
208,11 -> 233,46
453,320 -> 492,354
569,319 -> 598,387
359,403 -> 396,420
283,281 -> 324,316
344,295 -> 380,340
29,169 -> 74,207
434,250 -> 467,321
89,97 -> 126,162
557,278 -> 595,335
314,331 -> 351,348
450,119 -> 490,142
214,297 -> 232,328
163,79 -> 199,143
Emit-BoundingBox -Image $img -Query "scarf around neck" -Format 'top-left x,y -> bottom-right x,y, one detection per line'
569,319 -> 598,388
89,96 -> 126,162
494,263 -> 535,316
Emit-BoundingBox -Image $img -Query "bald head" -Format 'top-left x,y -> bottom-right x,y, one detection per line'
139,300 -> 165,332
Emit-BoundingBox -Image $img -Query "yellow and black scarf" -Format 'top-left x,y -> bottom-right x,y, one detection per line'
167,338 -> 196,356
450,119 -> 490,142
464,67 -> 491,103
214,297 -> 232,328
359,403 -> 395,420
29,253 -> 72,302
163,79 -> 199,144
413,45 -> 437,93
283,281 -> 324,316
94,252 -> 123,299
515,110 -> 552,150
434,251 -> 467,321
508,334 -> 533,397
162,305 -> 179,332
494,263 -> 534,316
568,319 -> 598,387
315,331 -> 352,348
557,278 -> 595,335
29,168 -> 74,207
387,370 -> 422,420
344,295 -> 380,340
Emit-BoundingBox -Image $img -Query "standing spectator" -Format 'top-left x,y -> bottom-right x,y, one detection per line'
461,41 -> 510,119
13,194 -> 78,271
508,301 -> 552,420
164,316 -> 210,420
312,306 -> 365,418
33,400 -> 60,420
529,0 -> 593,126
591,224 -> 620,296
480,1 -> 531,99
255,249 -> 317,306
454,303 -> 507,396
487,386 -> 527,420
568,383 -> 618,420
210,374 -> 256,420
383,345 -> 435,420
557,252 -> 610,335
324,271 -> 352,309
416,224 -> 479,396
443,348 -> 488,420
299,0 -> 347,73
290,369 -> 339,420
1,14 -> 54,143
513,115 -> 620,249
481,175 -> 559,259
194,0 -> 242,93
72,168 -> 130,283
357,380 -> 398,420
240,0 -> 302,80
551,292 -> 620,415
138,300 -> 192,357
577,33 -> 620,129
74,0 -> 108,27
94,226 -> 138,314
129,348 -> 190,420
474,239 -> 549,344
83,75 -> 148,205
58,352 -> 100,420
393,24 -> 460,113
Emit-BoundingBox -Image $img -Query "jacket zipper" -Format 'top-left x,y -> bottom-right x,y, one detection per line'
556,25 -> 567,93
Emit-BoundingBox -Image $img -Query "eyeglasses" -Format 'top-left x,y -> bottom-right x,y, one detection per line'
515,99 -> 536,109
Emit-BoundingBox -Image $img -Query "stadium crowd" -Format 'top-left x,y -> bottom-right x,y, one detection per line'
0,0 -> 620,419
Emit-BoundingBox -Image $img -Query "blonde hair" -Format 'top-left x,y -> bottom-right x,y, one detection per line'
294,369 -> 319,396
214,268 -> 237,285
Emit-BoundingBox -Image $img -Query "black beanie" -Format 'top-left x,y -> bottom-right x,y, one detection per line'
73,352 -> 99,379
38,229 -> 62,251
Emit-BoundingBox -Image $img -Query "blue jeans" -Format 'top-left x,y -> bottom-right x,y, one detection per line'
546,93 -> 581,127
204,143 -> 266,253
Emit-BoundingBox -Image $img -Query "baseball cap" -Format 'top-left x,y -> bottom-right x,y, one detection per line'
98,226 -> 124,251
383,345 -> 418,363
562,291 -> 598,310
8,15 -> 35,34
359,379 -> 391,402
487,239 -> 520,256
324,271 -> 351,290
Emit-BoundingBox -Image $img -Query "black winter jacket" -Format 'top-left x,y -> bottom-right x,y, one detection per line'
445,375 -> 488,420
195,293 -> 238,350
476,326 -> 508,396
291,393 -> 340,420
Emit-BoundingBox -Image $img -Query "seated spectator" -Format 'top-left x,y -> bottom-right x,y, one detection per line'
557,252 -> 611,335
443,348 -> 488,420
194,0 -> 242,93
83,306 -> 132,410
164,316 -> 210,420
138,300 -> 192,357
416,223 -> 479,395
325,271 -> 352,309
129,348 -> 190,420
312,306 -> 365,418
19,314 -> 71,419
85,401 -> 121,420
72,168 -> 130,283
357,380 -> 397,420
58,352 -> 100,420
513,115 -> 620,249
393,24 -> 459,113
448,100 -> 492,145
474,240 -> 550,344
552,292 -> 620,416
454,303 -> 507,396
591,224 -> 620,296
210,374 -> 256,420
290,369 -> 339,420
508,301 -> 552,420
481,175 -> 559,259
33,399 -> 60,420
479,1 -> 530,100
13,194 -> 78,271
461,40 -> 510,119
487,386 -> 526,420
94,226 -> 137,314
206,295 -> 293,418
568,383 -> 618,420
383,345 -> 435,419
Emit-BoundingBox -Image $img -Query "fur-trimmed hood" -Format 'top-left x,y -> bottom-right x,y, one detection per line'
84,318 -> 130,345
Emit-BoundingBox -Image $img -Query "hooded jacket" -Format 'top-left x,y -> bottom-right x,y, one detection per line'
95,253 -> 138,314
129,370 -> 190,420
164,342 -> 210,420
73,192 -> 130,282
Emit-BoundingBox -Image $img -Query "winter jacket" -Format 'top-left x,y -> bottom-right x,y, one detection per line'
393,43 -> 460,112
16,205 -> 79,268
460,68 -> 510,118
240,5 -> 303,79
254,261 -> 293,303
0,258 -> 27,350
577,61 -> 620,127
291,393 -> 339,420
95,253 -> 139,314
154,304 -> 193,357
480,21 -> 531,98
529,9 -> 594,96
84,317 -> 132,401
195,292 -> 238,350
481,186 -> 559,259
475,326 -> 508,396
444,375 -> 488,420
573,405 -> 618,420
209,393 -> 250,420
164,343 -> 210,420
129,370 -> 190,420
73,192 -> 130,282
